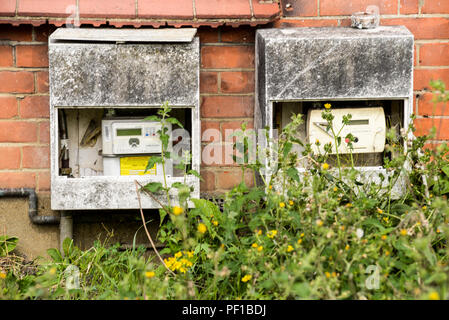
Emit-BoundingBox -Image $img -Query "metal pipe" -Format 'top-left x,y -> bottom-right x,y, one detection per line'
59,211 -> 73,251
0,188 -> 60,225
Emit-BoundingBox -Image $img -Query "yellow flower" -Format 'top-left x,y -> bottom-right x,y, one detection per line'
325,271 -> 331,278
49,267 -> 56,275
345,203 -> 352,208
437,228 -> 441,233
198,223 -> 207,234
268,185 -> 272,190
332,272 -> 337,278
422,206 -> 427,210
241,274 -> 252,283
340,225 -> 345,231
385,250 -> 390,256
279,202 -> 286,208
289,200 -> 294,206
297,239 -> 303,245
324,103 -> 331,109
345,245 -> 350,251
251,243 -> 259,248
316,219 -> 323,227
429,291 -> 440,300
287,245 -> 294,252
322,163 -> 329,170
212,220 -> 218,226
257,246 -> 263,252
255,229 -> 262,236
333,187 -> 338,192
315,139 -> 320,144
300,233 -> 305,237
0,272 -> 6,279
267,230 -> 278,239
381,235 -> 387,240
145,271 -> 155,278
174,251 -> 183,258
377,208 -> 383,214
400,229 -> 407,236
383,217 -> 389,223
172,206 -> 184,216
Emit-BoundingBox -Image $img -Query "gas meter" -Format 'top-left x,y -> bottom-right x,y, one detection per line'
307,107 -> 386,154
102,117 -> 173,176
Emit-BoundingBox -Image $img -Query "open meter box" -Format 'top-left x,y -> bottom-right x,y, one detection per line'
307,107 -> 386,155
102,117 -> 173,177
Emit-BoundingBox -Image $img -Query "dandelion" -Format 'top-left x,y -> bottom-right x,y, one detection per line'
324,103 -> 331,109
377,208 -> 383,214
315,139 -> 320,144
257,246 -> 263,252
172,206 -> 184,216
241,274 -> 252,283
316,219 -> 323,227
145,271 -> 155,279
300,233 -> 305,237
345,203 -> 352,208
297,239 -> 303,245
198,223 -> 207,234
287,245 -> 294,253
268,185 -> 273,190
251,243 -> 259,248
383,217 -> 389,223
381,235 -> 387,240
333,187 -> 338,192
385,250 -> 390,256
322,163 -> 329,170
345,245 -> 350,251
279,202 -> 286,208
325,271 -> 331,278
267,230 -> 277,239
422,206 -> 427,210
429,291 -> 440,300
255,229 -> 262,236
289,200 -> 294,206
212,220 -> 218,226
400,229 -> 407,236
0,272 -> 6,279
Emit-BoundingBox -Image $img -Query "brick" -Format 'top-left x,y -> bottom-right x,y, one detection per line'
0,147 -> 21,170
252,0 -> 281,19
0,46 -> 13,67
197,28 -> 219,43
22,146 -> 50,169
0,25 -> 32,42
417,92 -> 449,116
36,71 -> 49,93
79,0 -> 135,18
200,72 -> 218,93
199,170 -> 215,192
274,19 -> 339,28
201,96 -> 254,118
400,0 -> 419,14
0,0 -> 16,16
16,45 -> 49,68
0,172 -> 36,188
220,71 -> 254,93
39,121 -> 50,144
320,0 -> 398,15
382,18 -> 449,40
201,121 -> 221,142
419,43 -> 449,67
0,96 -> 18,119
422,1 -> 449,14
34,24 -> 57,42
19,96 -> 50,118
18,0 -> 76,17
196,0 -> 251,19
216,169 -> 254,190
0,72 -> 34,93
414,69 -> 449,91
138,0 -> 193,19
279,0 -> 317,17
38,171 -> 51,191
0,121 -> 38,142
221,27 -> 255,43
414,118 -> 449,140
222,120 -> 254,143
201,46 -> 254,69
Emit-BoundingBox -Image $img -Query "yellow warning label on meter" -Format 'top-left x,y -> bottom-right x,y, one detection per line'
120,156 -> 157,176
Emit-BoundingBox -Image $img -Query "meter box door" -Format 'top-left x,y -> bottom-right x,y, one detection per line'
255,26 -> 414,196
49,28 -> 200,210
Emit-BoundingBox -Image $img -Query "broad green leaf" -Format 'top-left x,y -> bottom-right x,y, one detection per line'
165,117 -> 184,128
47,248 -> 63,263
143,182 -> 163,193
145,156 -> 162,173
0,236 -> 18,256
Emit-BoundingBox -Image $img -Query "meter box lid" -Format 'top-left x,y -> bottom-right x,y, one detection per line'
256,26 -> 414,102
49,28 -> 199,107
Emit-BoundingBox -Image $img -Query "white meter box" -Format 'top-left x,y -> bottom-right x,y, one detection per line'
308,107 -> 386,155
49,28 -> 200,210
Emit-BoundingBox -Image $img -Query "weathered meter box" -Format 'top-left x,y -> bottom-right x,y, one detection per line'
49,28 -> 200,210
255,26 -> 414,195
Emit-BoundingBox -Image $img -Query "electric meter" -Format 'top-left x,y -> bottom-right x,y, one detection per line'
102,117 -> 173,177
307,107 -> 386,154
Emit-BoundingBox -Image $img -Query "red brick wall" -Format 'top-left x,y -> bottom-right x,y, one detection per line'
0,0 -> 448,192
0,25 -> 52,191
